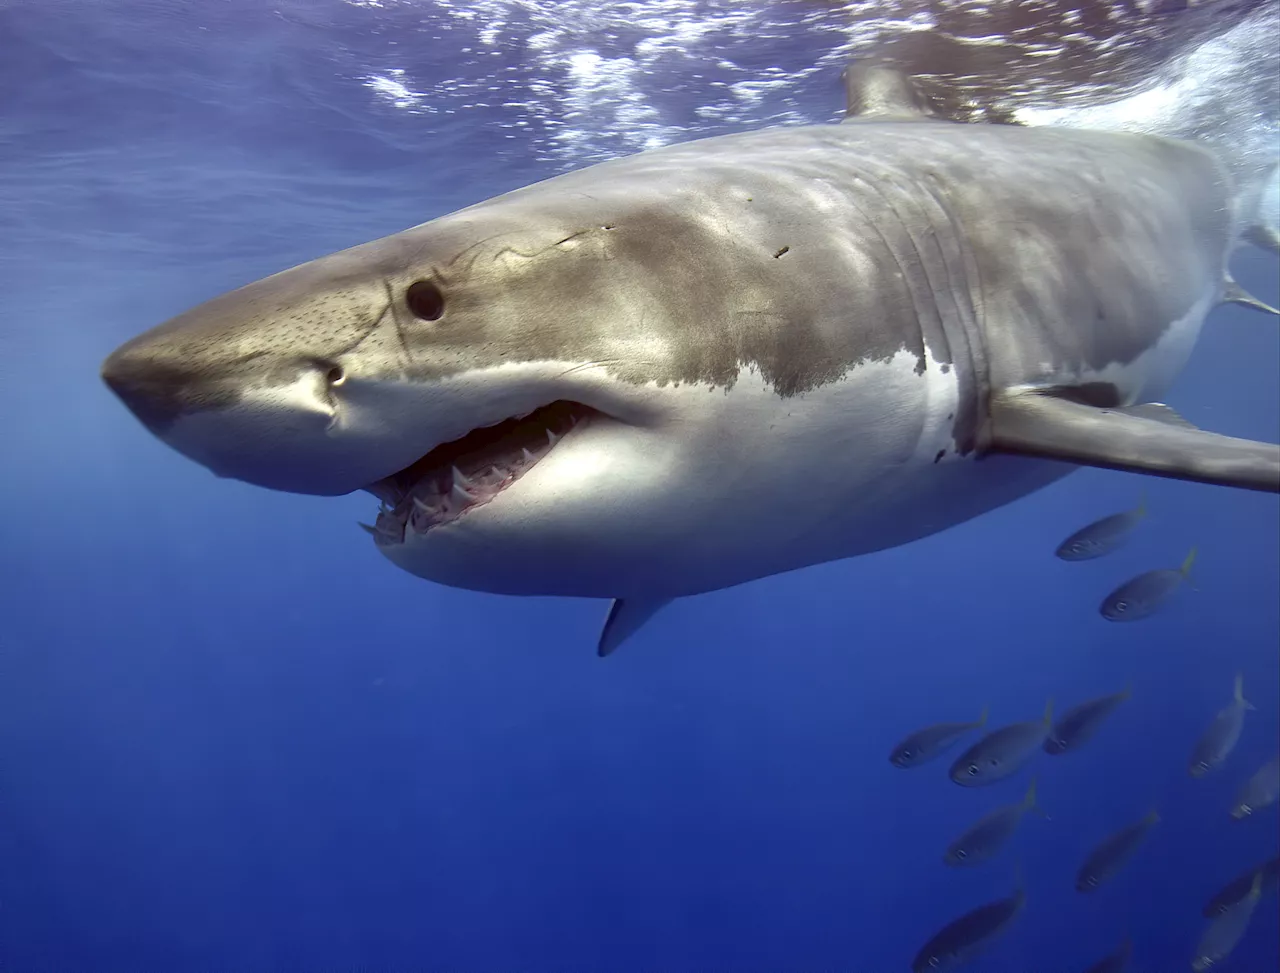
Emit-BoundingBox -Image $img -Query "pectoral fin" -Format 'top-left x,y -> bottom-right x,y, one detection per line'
987,390 -> 1280,493
597,598 -> 672,657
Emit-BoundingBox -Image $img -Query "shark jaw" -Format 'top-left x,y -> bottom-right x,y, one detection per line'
360,399 -> 598,546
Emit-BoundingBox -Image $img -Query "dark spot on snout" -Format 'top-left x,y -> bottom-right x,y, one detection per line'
773,246 -> 790,258
101,343 -> 245,434
934,449 -> 945,463
405,280 -> 445,321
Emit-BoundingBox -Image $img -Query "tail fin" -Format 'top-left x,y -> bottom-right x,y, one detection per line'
1223,278 -> 1280,316
1023,777 -> 1049,818
1180,546 -> 1198,577
1234,672 -> 1257,711
1248,868 -> 1265,898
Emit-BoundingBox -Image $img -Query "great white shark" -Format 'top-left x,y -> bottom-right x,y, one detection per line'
101,65 -> 1280,655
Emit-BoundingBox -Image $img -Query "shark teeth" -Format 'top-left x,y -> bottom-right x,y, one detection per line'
361,512 -> 406,547
361,401 -> 590,546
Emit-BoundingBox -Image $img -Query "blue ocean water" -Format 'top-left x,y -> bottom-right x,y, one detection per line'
1,1 -> 1278,971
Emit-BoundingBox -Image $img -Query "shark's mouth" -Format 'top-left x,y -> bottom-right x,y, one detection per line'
361,400 -> 592,546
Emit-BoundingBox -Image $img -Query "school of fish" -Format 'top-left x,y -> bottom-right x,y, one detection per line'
891,496 -> 1278,971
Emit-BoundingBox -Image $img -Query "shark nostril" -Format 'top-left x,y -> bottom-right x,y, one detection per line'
325,365 -> 346,387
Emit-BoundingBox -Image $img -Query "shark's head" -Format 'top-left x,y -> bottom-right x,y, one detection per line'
102,139 -> 960,599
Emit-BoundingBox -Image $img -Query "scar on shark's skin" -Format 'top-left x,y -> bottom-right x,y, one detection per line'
101,62 -> 1280,658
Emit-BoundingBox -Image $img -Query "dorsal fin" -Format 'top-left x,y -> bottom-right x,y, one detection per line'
841,64 -> 934,122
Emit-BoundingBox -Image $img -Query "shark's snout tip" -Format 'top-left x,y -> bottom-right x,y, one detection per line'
100,338 -> 185,434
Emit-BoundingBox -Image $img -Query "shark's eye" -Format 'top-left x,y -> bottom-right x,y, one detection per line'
406,280 -> 445,321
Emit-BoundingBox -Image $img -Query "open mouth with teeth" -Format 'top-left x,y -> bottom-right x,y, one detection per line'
360,401 -> 592,546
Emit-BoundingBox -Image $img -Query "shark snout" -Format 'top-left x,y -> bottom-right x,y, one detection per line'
101,316 -> 346,434
101,336 -> 234,434
100,326 -> 364,493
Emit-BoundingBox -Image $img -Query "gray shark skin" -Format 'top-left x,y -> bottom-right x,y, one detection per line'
102,66 -> 1280,654
836,2 -> 1280,252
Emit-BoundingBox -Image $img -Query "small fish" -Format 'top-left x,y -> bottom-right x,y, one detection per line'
1191,870 -> 1265,971
1083,937 -> 1133,973
944,777 -> 1044,867
1189,673 -> 1255,778
911,873 -> 1025,972
889,705 -> 989,768
1044,686 -> 1132,755
1056,496 -> 1147,560
1076,809 -> 1160,892
1099,546 -> 1196,621
950,699 -> 1053,787
1230,753 -> 1280,818
1202,856 -> 1280,917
